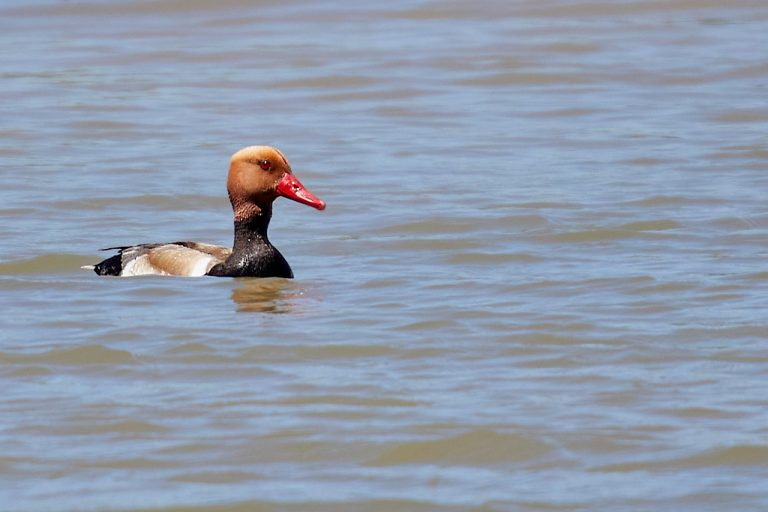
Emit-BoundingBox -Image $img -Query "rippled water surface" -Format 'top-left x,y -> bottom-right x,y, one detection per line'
1,1 -> 767,510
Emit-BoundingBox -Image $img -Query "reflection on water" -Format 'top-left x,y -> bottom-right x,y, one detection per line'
230,278 -> 300,314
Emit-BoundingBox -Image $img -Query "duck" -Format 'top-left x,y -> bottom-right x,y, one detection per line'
86,145 -> 325,278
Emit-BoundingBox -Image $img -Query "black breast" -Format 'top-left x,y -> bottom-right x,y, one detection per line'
207,245 -> 293,278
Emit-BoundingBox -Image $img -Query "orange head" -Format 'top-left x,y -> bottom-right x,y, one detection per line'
227,145 -> 325,220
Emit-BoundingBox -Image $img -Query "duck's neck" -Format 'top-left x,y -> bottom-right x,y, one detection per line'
208,206 -> 293,278
233,207 -> 272,249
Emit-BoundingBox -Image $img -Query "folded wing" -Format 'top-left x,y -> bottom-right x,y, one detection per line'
104,242 -> 231,276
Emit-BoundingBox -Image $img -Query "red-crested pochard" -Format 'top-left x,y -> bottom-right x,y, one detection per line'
86,145 -> 325,278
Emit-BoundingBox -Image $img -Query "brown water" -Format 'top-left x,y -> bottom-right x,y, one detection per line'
1,1 -> 767,510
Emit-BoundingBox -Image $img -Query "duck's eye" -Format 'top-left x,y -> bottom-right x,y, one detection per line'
258,159 -> 271,171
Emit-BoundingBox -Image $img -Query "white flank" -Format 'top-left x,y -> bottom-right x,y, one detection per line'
190,255 -> 215,277
121,255 -> 169,276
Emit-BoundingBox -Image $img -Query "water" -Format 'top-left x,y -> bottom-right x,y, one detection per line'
1,1 -> 767,510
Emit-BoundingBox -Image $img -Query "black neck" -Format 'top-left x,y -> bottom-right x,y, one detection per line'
207,208 -> 293,278
233,208 -> 272,249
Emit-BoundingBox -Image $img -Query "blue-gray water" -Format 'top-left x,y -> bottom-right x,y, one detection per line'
1,1 -> 767,510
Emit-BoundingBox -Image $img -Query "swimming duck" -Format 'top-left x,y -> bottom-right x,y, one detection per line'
86,145 -> 325,278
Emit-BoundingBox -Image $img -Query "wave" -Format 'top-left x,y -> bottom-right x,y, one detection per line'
0,253 -> 94,275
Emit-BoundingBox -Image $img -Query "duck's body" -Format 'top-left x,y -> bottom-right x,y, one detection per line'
87,146 -> 325,278
93,242 -> 229,277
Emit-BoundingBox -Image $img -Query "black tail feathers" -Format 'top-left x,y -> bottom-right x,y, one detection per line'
93,253 -> 123,276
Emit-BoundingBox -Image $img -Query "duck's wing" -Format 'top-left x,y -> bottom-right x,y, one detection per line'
91,242 -> 231,277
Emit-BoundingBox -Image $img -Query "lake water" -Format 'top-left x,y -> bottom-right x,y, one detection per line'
1,1 -> 767,510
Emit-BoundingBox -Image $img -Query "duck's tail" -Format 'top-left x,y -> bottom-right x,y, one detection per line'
91,253 -> 123,276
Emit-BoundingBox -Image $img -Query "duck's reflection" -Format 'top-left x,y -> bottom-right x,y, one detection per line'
230,277 -> 300,313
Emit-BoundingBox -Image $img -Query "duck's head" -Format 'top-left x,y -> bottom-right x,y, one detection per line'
227,145 -> 326,220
